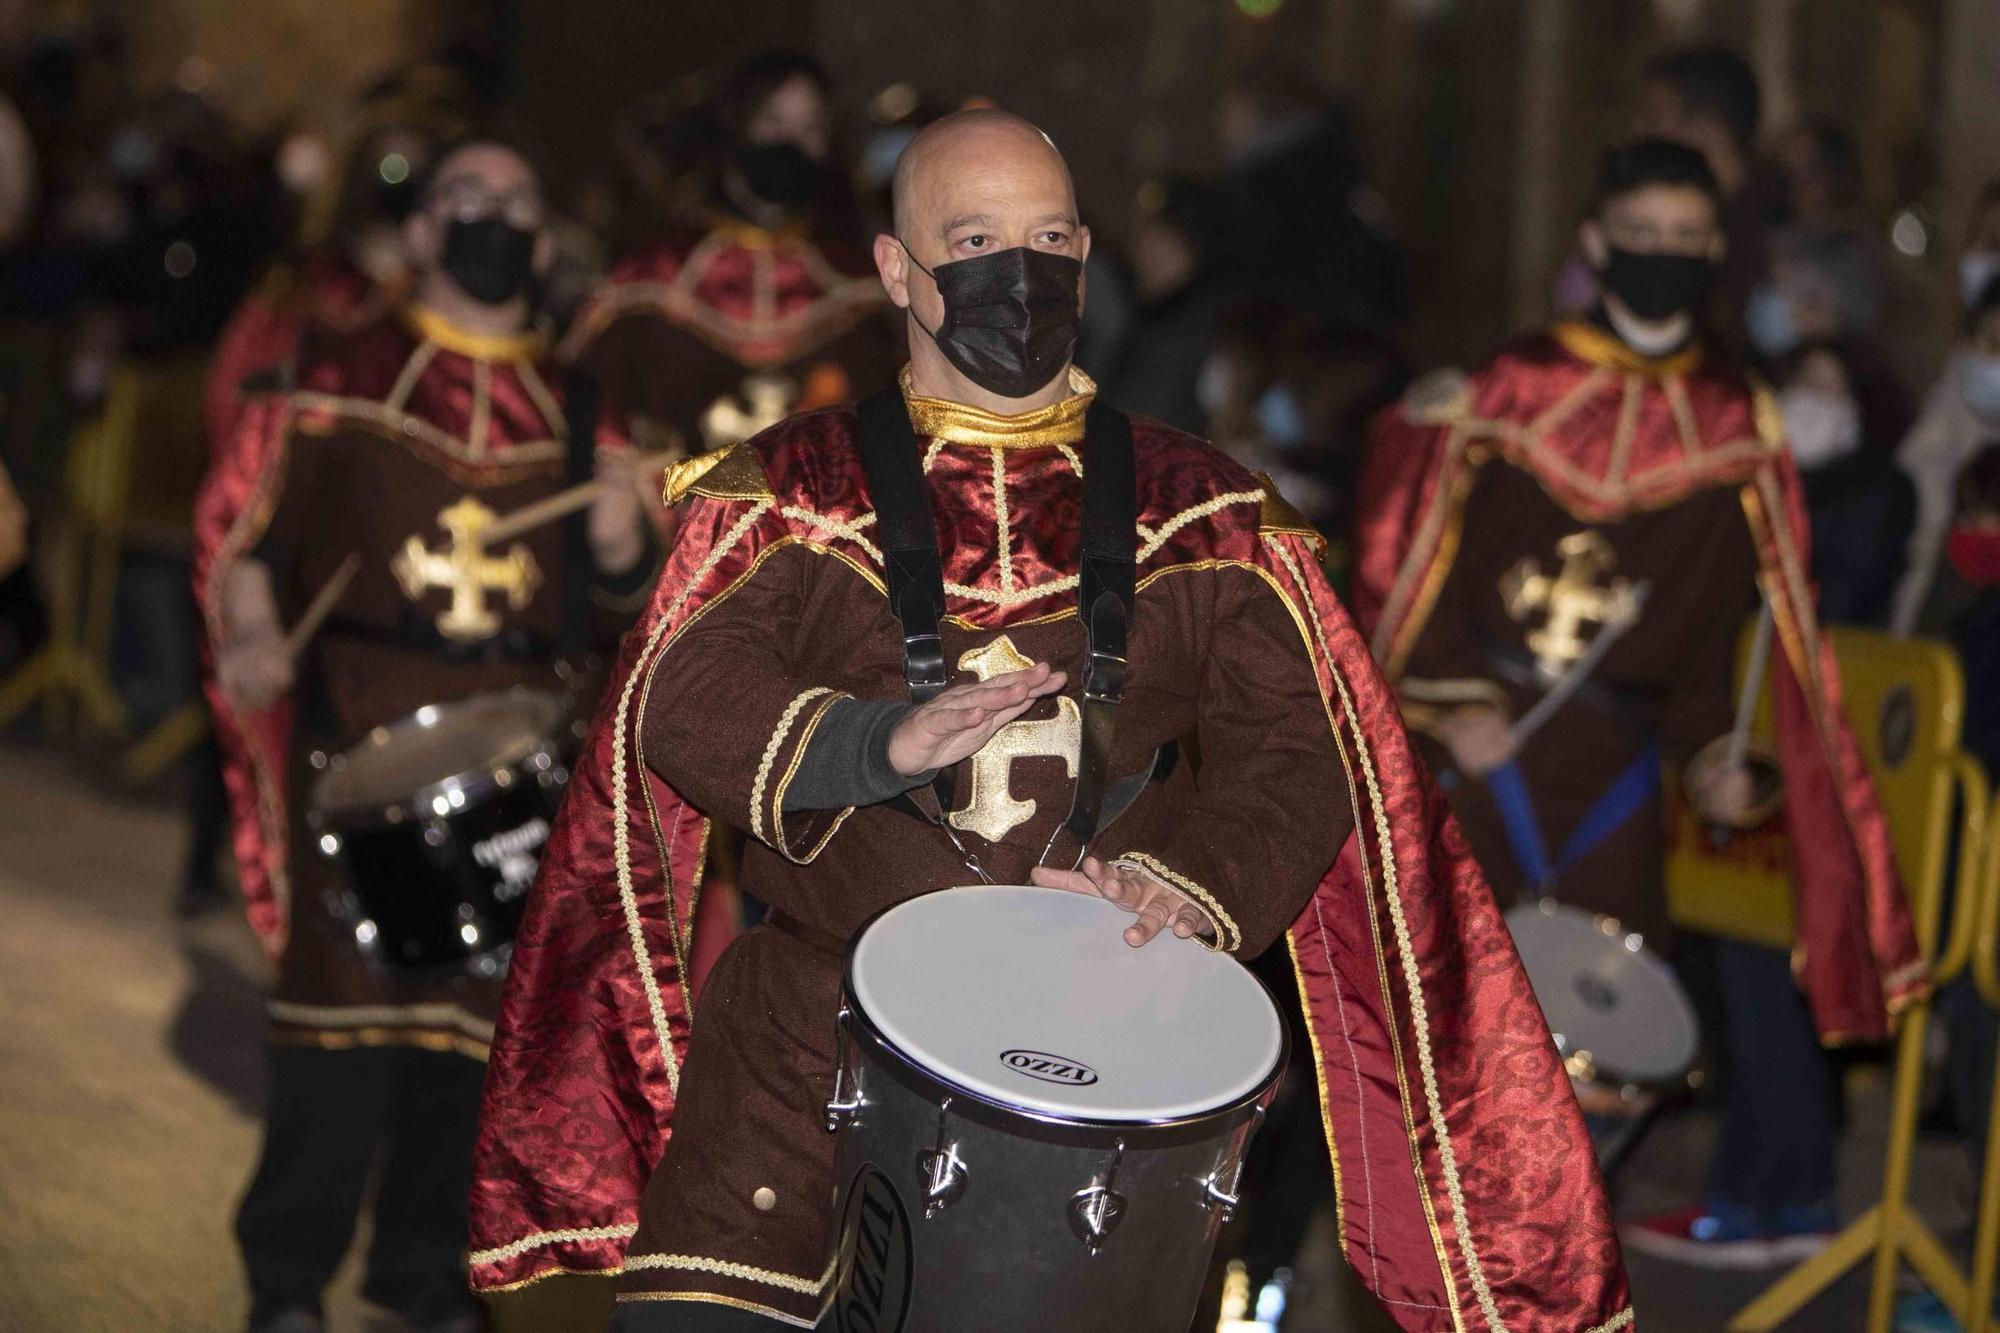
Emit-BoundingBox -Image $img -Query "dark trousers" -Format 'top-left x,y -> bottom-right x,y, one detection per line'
236,1042 -> 485,1325
1705,939 -> 1838,1215
610,1300 -> 829,1331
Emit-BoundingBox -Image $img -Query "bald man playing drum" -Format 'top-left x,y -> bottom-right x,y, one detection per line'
470,112 -> 1632,1333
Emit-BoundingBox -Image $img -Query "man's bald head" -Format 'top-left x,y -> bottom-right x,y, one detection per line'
890,109 -> 1076,242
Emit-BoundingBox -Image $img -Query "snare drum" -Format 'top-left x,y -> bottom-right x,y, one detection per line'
1505,899 -> 1701,1117
308,687 -> 578,976
823,885 -> 1285,1333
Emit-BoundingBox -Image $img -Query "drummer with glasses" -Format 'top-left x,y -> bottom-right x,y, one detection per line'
472,110 -> 1634,1333
198,129 -> 656,1333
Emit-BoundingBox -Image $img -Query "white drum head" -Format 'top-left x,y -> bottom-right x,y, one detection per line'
314,689 -> 565,815
849,885 -> 1283,1123
1504,900 -> 1700,1086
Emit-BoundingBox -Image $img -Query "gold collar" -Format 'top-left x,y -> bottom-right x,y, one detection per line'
402,304 -> 547,362
899,364 -> 1096,449
1553,319 -> 1703,379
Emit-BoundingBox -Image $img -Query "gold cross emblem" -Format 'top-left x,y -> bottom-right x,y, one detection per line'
699,372 -> 797,451
1500,530 -> 1635,679
947,635 -> 1081,844
390,496 -> 542,642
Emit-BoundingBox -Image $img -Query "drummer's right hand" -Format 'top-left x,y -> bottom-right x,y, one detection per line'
1437,703 -> 1515,777
217,627 -> 293,712
887,662 -> 1068,776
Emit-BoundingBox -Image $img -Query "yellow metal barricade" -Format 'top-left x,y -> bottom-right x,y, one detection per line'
1702,626 -> 1986,1331
1969,791 -> 2000,1333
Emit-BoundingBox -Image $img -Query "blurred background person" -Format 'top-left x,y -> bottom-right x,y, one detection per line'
1096,173 -> 1230,434
1893,183 -> 2000,637
561,48 -> 900,464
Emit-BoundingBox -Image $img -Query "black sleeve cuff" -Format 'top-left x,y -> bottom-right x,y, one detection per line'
781,696 -> 938,812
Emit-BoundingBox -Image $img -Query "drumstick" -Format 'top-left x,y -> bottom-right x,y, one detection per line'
284,554 -> 361,662
1724,598 -> 1775,773
475,450 -> 679,549
1502,580 -> 1652,753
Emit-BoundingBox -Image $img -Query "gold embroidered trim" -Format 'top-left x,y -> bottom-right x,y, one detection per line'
991,447 -> 1015,591
402,303 -> 549,360
469,1222 -> 640,1268
1055,442 -> 1084,476
1586,1309 -> 1637,1333
266,1000 -> 494,1041
900,363 -> 1095,449
385,337 -> 439,413
622,1250 -> 834,1296
613,499 -> 777,1096
1112,851 -> 1240,953
1257,474 -> 1327,558
288,392 -> 565,471
1267,534 -> 1500,1330
1552,319 -> 1703,377
686,445 -> 775,503
266,1025 -> 490,1060
470,356 -> 492,457
751,687 -> 838,848
613,1291 -> 821,1327
768,689 -> 856,864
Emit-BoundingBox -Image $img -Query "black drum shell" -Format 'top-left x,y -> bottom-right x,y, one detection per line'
313,762 -> 567,977
824,984 -> 1282,1333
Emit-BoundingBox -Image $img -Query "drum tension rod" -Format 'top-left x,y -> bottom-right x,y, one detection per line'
824,1008 -> 864,1132
1068,1139 -> 1129,1254
916,1098 -> 968,1217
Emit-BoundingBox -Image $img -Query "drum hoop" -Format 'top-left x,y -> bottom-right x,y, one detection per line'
1504,900 -> 1702,1092
839,891 -> 1288,1142
310,687 -> 568,827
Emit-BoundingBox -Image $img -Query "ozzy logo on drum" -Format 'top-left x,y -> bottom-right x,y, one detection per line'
998,1048 -> 1099,1086
471,818 -> 550,901
833,1165 -> 913,1333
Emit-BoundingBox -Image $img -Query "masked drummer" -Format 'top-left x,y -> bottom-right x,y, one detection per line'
472,110 -> 1634,1332
196,129 -> 655,1333
1352,138 -> 1923,1266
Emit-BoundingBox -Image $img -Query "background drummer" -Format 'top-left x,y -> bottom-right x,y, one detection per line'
198,129 -> 654,1333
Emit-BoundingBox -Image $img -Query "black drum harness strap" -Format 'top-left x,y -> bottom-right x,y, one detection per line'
854,387 -> 1151,879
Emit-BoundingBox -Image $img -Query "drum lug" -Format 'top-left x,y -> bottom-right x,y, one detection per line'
824,1007 -> 864,1132
1203,1104 -> 1265,1224
1067,1139 -> 1128,1254
915,1099 -> 968,1217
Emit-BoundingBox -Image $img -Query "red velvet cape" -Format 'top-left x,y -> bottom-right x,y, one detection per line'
469,405 -> 1634,1330
1354,322 -> 1925,1045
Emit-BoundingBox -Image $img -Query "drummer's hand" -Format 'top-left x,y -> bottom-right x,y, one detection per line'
887,663 -> 1067,776
217,560 -> 292,711
218,623 -> 292,712
1437,703 -> 1516,777
1031,856 -> 1216,949
1693,757 -> 1757,826
588,448 -> 651,575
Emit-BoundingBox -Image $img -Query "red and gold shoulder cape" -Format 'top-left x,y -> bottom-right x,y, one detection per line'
1353,321 -> 1925,1043
559,218 -> 889,371
469,399 -> 1633,1331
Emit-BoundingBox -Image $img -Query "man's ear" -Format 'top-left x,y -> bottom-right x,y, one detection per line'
872,233 -> 910,309
1579,219 -> 1608,268
404,211 -> 438,269
1077,224 -> 1092,313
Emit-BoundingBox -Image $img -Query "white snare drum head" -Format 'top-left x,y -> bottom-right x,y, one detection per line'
1504,900 -> 1700,1086
314,688 -> 566,816
850,885 -> 1283,1123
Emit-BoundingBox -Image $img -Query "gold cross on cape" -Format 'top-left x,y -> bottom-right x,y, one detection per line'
391,495 -> 542,642
947,635 -> 1081,844
1500,530 -> 1636,680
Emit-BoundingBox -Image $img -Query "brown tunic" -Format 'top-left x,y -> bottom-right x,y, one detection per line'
1398,458 -> 1759,943
247,313 -> 630,1052
617,386 -> 1352,1323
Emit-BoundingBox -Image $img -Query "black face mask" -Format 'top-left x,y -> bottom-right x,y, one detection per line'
737,141 -> 823,208
1599,247 -> 1714,322
442,217 -> 537,306
901,242 -> 1082,399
